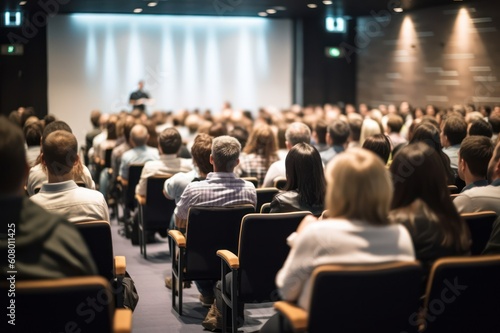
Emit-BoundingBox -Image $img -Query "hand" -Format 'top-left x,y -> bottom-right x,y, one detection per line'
296,214 -> 318,234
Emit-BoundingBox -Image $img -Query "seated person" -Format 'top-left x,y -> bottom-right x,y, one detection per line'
30,130 -> 109,222
258,148 -> 416,333
270,143 -> 325,216
362,133 -> 391,164
0,117 -> 97,280
457,135 -> 493,192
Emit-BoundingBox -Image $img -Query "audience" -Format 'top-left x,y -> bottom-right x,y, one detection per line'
0,117 -> 97,279
468,118 -> 493,138
440,115 -> 467,171
386,114 -> 407,150
362,133 -> 391,164
260,148 -> 415,333
319,119 -> 350,164
457,136 -> 493,192
23,121 -> 43,167
389,143 -> 470,277
269,143 -> 325,216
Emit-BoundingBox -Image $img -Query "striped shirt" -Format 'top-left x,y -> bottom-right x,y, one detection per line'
175,172 -> 257,220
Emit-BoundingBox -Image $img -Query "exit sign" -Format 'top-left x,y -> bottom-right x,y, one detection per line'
1,44 -> 24,56
325,47 -> 343,58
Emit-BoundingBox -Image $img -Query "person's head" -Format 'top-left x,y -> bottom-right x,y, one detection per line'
313,119 -> 328,145
458,136 -> 494,182
106,115 -> 118,140
208,123 -> 228,138
285,143 -> 326,206
122,118 -> 136,144
468,119 -> 493,138
362,134 -> 391,164
488,113 -> 500,135
359,118 -> 382,146
42,130 -> 79,179
191,133 -> 213,176
487,141 -> 500,182
90,110 -> 101,128
23,122 -> 43,147
386,114 -> 404,134
327,119 -> 350,146
138,80 -> 145,90
0,117 -> 29,196
347,114 -> 363,143
158,127 -> 182,154
211,135 -> 241,172
410,122 -> 442,152
130,124 -> 149,147
285,122 -> 311,148
441,115 -> 467,147
390,142 -> 469,249
229,126 -> 249,150
325,148 -> 392,225
243,125 -> 277,164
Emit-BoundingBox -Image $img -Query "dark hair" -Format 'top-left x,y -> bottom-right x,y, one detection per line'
90,110 -> 101,128
489,113 -> 500,134
43,114 -> 57,127
35,121 -> 73,166
158,127 -> 182,154
328,119 -> 350,145
410,122 -> 455,184
285,143 -> 326,207
459,136 -> 493,178
229,126 -> 249,149
23,122 -> 43,147
42,130 -> 79,177
208,123 -> 228,138
191,133 -> 213,175
469,119 -> 493,138
123,119 -> 136,144
0,116 -> 27,194
348,117 -> 362,142
390,142 -> 469,251
314,119 -> 328,145
362,134 -> 391,164
443,115 -> 467,145
386,114 -> 404,133
106,116 -> 118,140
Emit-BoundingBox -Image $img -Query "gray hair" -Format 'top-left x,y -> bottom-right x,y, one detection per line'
285,122 -> 311,146
211,135 -> 241,172
130,124 -> 149,147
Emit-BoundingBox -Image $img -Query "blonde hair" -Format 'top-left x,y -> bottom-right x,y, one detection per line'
325,148 -> 393,225
359,118 -> 382,146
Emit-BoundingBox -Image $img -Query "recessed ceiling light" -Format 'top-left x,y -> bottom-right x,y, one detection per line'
266,9 -> 277,14
148,2 -> 158,7
19,1 -> 27,5
133,8 -> 143,13
274,6 -> 286,11
323,0 -> 333,5
307,4 -> 318,9
393,7 -> 403,12
258,12 -> 268,17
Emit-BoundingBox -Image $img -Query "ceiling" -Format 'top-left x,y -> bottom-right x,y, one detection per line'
3,0 -> 484,19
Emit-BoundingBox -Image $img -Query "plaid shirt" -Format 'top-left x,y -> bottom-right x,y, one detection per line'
175,172 -> 257,220
237,153 -> 279,187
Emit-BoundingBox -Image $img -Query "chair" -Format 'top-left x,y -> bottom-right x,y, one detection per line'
74,220 -> 126,308
168,205 -> 255,315
447,185 -> 459,194
136,176 -> 176,259
260,202 -> 272,213
461,211 -> 497,255
241,177 -> 259,188
121,164 -> 144,218
274,262 -> 423,333
0,276 -> 132,333
422,256 -> 500,333
274,177 -> 287,190
256,187 -> 279,213
217,211 -> 310,333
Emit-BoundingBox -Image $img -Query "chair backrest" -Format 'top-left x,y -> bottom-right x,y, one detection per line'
74,220 -> 114,281
260,202 -> 272,213
274,177 -> 287,190
104,148 -> 113,168
461,211 -> 497,255
143,176 -> 176,230
308,262 -> 422,333
423,256 -> 500,333
241,177 -> 259,188
124,164 -> 144,208
256,187 -> 279,212
0,276 -> 115,332
237,211 -> 310,302
184,205 -> 255,280
447,185 -> 459,194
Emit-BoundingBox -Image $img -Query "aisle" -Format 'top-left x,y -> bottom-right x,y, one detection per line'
109,222 -> 273,333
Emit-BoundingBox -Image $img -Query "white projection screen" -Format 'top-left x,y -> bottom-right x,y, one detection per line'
47,14 -> 293,143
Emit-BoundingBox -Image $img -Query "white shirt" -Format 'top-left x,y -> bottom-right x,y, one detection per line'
454,180 -> 500,216
30,180 -> 109,222
262,160 -> 286,187
26,163 -> 95,196
135,155 -> 193,196
276,218 -> 415,311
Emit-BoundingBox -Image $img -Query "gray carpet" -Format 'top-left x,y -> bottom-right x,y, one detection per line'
110,220 -> 275,333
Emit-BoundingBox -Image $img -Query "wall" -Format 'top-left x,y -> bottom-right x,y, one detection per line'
356,2 -> 500,109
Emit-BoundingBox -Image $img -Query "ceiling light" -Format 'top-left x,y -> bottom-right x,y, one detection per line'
147,2 -> 158,7
258,12 -> 268,17
274,6 -> 286,11
393,7 -> 403,12
323,0 -> 333,5
307,4 -> 318,9
266,9 -> 277,14
133,8 -> 143,13
19,1 -> 27,5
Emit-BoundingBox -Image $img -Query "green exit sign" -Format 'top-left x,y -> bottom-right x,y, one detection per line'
1,44 -> 24,56
325,47 -> 343,58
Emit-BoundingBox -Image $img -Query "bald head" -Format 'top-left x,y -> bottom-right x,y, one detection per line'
130,124 -> 149,147
42,130 -> 79,178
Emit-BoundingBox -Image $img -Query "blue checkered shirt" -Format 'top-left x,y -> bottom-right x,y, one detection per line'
175,172 -> 257,220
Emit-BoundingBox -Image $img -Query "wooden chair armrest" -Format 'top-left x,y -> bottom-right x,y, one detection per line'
217,249 -> 239,269
168,230 -> 186,248
135,194 -> 146,206
274,301 -> 308,332
113,308 -> 133,333
114,256 -> 126,276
